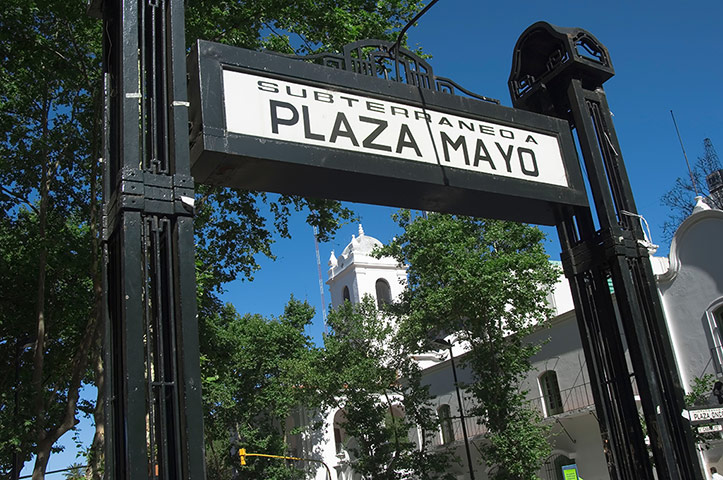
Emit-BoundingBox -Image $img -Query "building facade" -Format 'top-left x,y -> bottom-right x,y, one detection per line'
298,203 -> 723,480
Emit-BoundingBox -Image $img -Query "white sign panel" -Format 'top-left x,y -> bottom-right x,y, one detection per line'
698,424 -> 723,434
682,407 -> 723,423
223,70 -> 569,188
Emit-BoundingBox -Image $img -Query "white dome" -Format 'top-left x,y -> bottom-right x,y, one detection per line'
341,234 -> 383,257
340,224 -> 383,258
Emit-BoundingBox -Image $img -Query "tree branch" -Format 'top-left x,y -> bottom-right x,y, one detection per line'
0,186 -> 39,214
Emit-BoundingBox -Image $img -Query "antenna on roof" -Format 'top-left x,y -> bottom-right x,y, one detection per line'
670,110 -> 700,196
313,226 -> 328,335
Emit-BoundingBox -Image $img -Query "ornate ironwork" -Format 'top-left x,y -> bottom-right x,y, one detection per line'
276,39 -> 500,104
509,22 -> 614,117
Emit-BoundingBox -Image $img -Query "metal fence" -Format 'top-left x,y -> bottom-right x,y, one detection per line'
427,382 -> 600,447
426,379 -> 645,447
427,415 -> 488,448
529,382 -> 595,417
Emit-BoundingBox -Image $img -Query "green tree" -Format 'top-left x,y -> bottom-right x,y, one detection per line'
0,213 -> 85,474
662,138 -> 722,239
306,297 -> 454,480
185,0 -> 424,55
200,297 -> 318,480
186,1 -> 428,477
0,1 -> 103,478
0,211 -> 97,479
62,463 -> 86,480
378,211 -> 558,480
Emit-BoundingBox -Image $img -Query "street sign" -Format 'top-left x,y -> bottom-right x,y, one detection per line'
223,70 -> 570,188
187,40 -> 588,225
681,406 -> 723,424
698,424 -> 723,434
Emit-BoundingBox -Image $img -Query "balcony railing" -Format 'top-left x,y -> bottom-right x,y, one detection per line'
529,382 -> 595,417
528,375 -> 641,417
427,380 -> 646,446
427,415 -> 488,448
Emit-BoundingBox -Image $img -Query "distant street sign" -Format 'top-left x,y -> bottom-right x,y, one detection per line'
187,40 -> 588,225
681,406 -> 723,424
697,424 -> 723,434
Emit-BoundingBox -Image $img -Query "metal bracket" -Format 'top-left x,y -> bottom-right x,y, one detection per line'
105,168 -> 195,231
561,227 -> 645,276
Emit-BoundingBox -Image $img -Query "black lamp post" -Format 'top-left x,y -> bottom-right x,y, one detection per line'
433,338 -> 475,480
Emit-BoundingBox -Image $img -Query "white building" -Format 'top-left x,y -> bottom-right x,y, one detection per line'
298,202 -> 723,480
326,224 -> 406,310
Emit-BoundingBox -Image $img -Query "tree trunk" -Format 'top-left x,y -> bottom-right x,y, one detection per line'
30,95 -> 51,480
31,438 -> 53,480
89,351 -> 105,480
87,85 -> 105,480
30,85 -> 104,480
31,306 -> 98,480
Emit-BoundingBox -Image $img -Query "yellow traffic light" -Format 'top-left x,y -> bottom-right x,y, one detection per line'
239,448 -> 246,466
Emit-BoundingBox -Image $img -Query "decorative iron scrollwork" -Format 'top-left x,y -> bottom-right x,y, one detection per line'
275,39 -> 499,104
508,22 -> 614,113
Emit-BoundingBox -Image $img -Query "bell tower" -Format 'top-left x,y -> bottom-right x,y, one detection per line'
327,225 -> 406,310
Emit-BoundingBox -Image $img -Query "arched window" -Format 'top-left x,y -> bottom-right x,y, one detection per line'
707,301 -> 723,373
540,370 -> 564,416
342,286 -> 351,303
285,414 -> 301,458
384,405 -> 406,446
437,404 -> 454,445
333,409 -> 348,454
375,278 -> 392,307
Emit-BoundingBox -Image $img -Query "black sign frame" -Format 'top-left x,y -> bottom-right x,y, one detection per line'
187,40 -> 587,226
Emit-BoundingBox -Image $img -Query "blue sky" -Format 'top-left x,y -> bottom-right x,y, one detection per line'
34,0 -> 722,476
222,0 -> 723,346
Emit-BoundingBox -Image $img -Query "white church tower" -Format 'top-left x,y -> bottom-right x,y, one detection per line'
327,224 -> 406,309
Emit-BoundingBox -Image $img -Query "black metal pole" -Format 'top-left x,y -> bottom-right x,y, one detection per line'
447,346 -> 475,480
565,80 -> 701,479
95,0 -> 207,478
555,206 -> 651,480
509,22 -> 703,480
